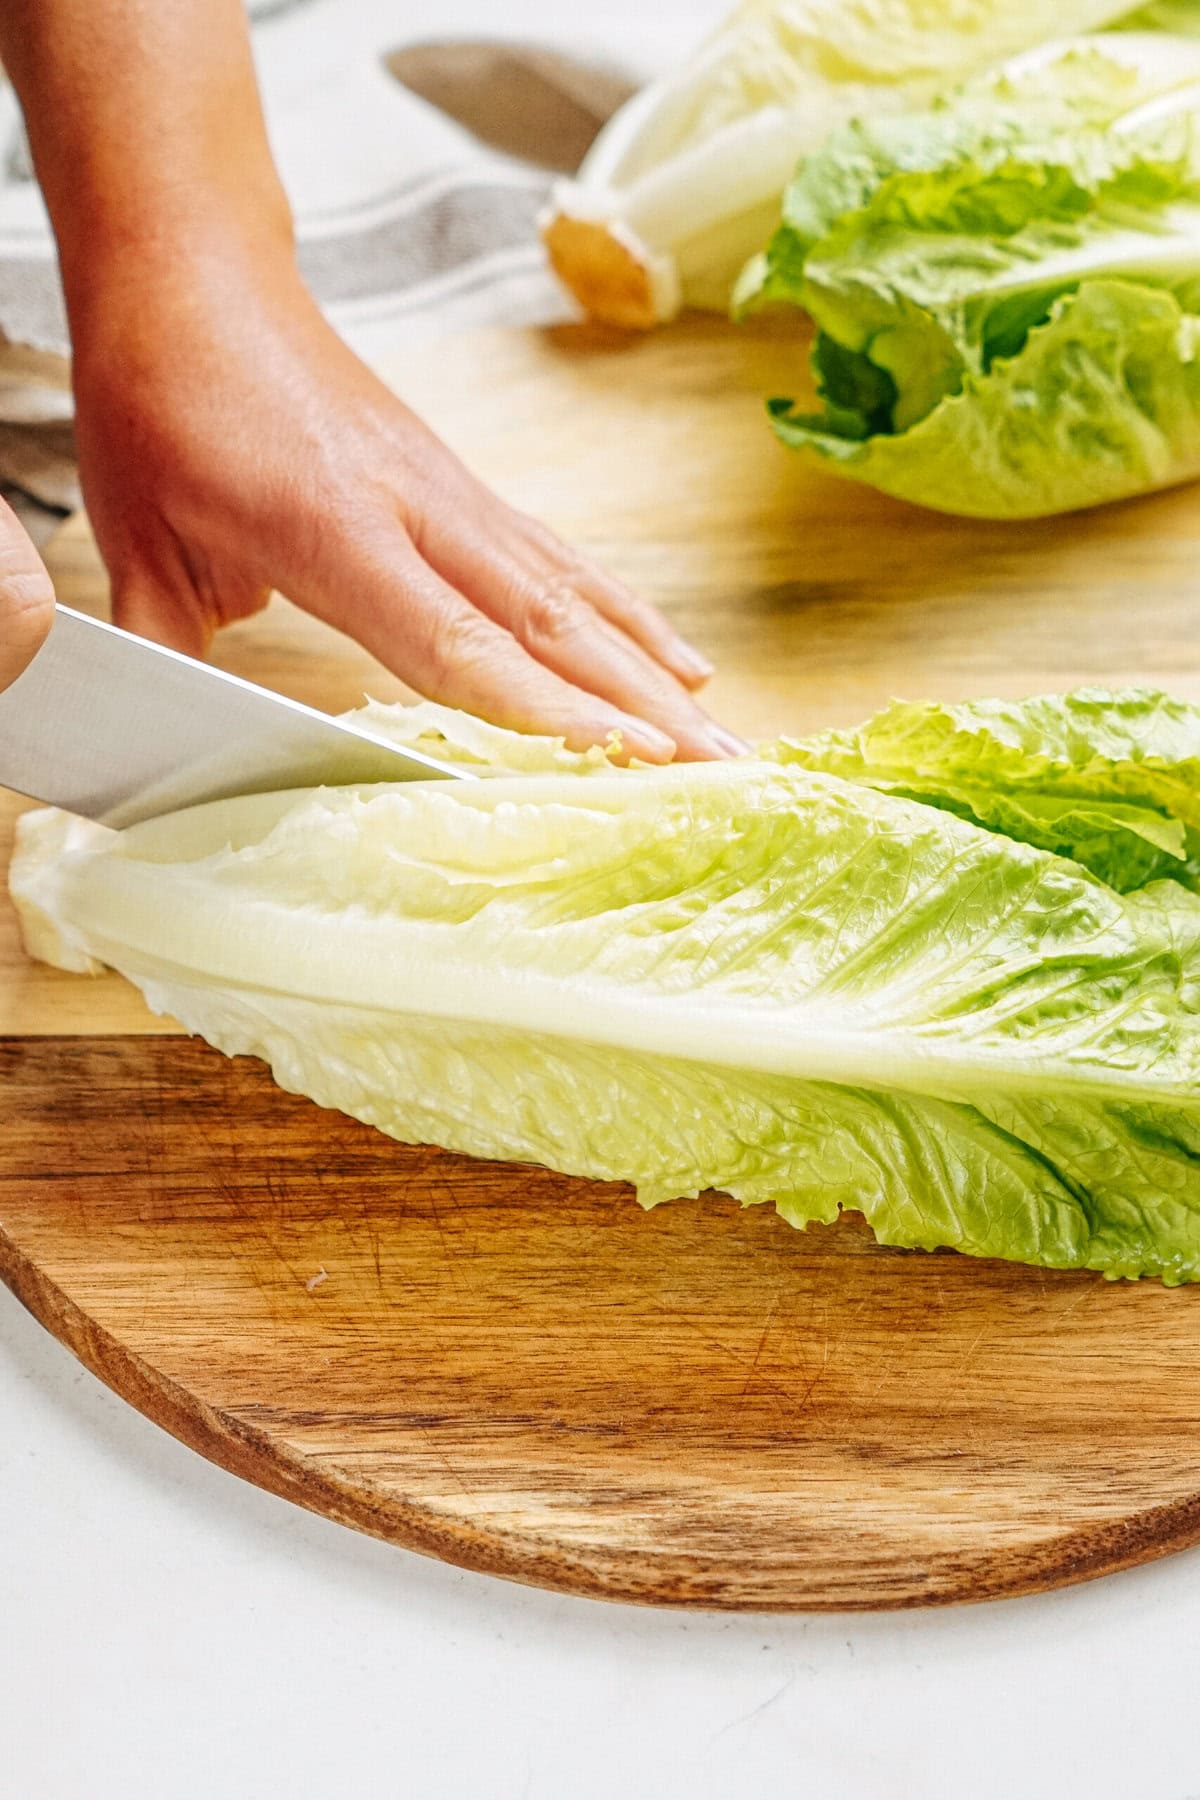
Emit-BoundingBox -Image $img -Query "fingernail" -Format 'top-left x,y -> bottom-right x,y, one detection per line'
673,641 -> 715,683
614,716 -> 676,762
704,725 -> 752,759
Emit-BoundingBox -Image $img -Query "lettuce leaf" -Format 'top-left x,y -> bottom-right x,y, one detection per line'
14,692 -> 1200,1285
1117,1 -> 1200,33
749,32 -> 1200,514
741,36 -> 1200,284
769,279 -> 1200,515
771,686 -> 1200,888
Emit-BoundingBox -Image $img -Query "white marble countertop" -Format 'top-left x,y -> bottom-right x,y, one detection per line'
3,1287 -> 1198,1800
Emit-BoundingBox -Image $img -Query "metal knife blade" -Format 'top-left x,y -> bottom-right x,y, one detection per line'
0,605 -> 468,826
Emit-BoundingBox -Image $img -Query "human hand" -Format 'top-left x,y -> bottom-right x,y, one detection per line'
0,497 -> 55,692
69,229 -> 742,764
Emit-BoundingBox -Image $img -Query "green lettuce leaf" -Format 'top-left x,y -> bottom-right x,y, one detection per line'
771,276 -> 1200,515
772,686 -> 1200,888
748,33 -> 1200,514
740,35 -> 1200,289
1116,1 -> 1200,34
13,694 -> 1200,1284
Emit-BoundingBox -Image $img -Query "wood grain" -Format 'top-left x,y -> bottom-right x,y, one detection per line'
6,1036 -> 1200,1610
4,314 -> 1200,1608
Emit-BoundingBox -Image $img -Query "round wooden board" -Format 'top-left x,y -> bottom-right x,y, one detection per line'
5,314 -> 1200,1610
4,1038 -> 1200,1610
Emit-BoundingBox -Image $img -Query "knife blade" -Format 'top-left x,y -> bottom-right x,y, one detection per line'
0,605 -> 468,826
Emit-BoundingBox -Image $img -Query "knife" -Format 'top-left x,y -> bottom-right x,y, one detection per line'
0,605 -> 468,827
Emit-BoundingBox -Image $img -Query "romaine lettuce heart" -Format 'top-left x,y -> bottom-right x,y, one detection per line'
14,693 -> 1200,1285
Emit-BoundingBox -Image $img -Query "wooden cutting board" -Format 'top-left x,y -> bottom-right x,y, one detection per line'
5,314 -> 1200,1611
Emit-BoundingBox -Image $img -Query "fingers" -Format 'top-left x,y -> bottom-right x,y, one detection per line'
486,563 -> 737,761
414,509 -> 743,761
0,498 -> 56,692
386,411 -> 715,692
509,513 -> 714,691
299,534 -> 681,763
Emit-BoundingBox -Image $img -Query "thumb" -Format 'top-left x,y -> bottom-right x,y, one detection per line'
0,497 -> 55,692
